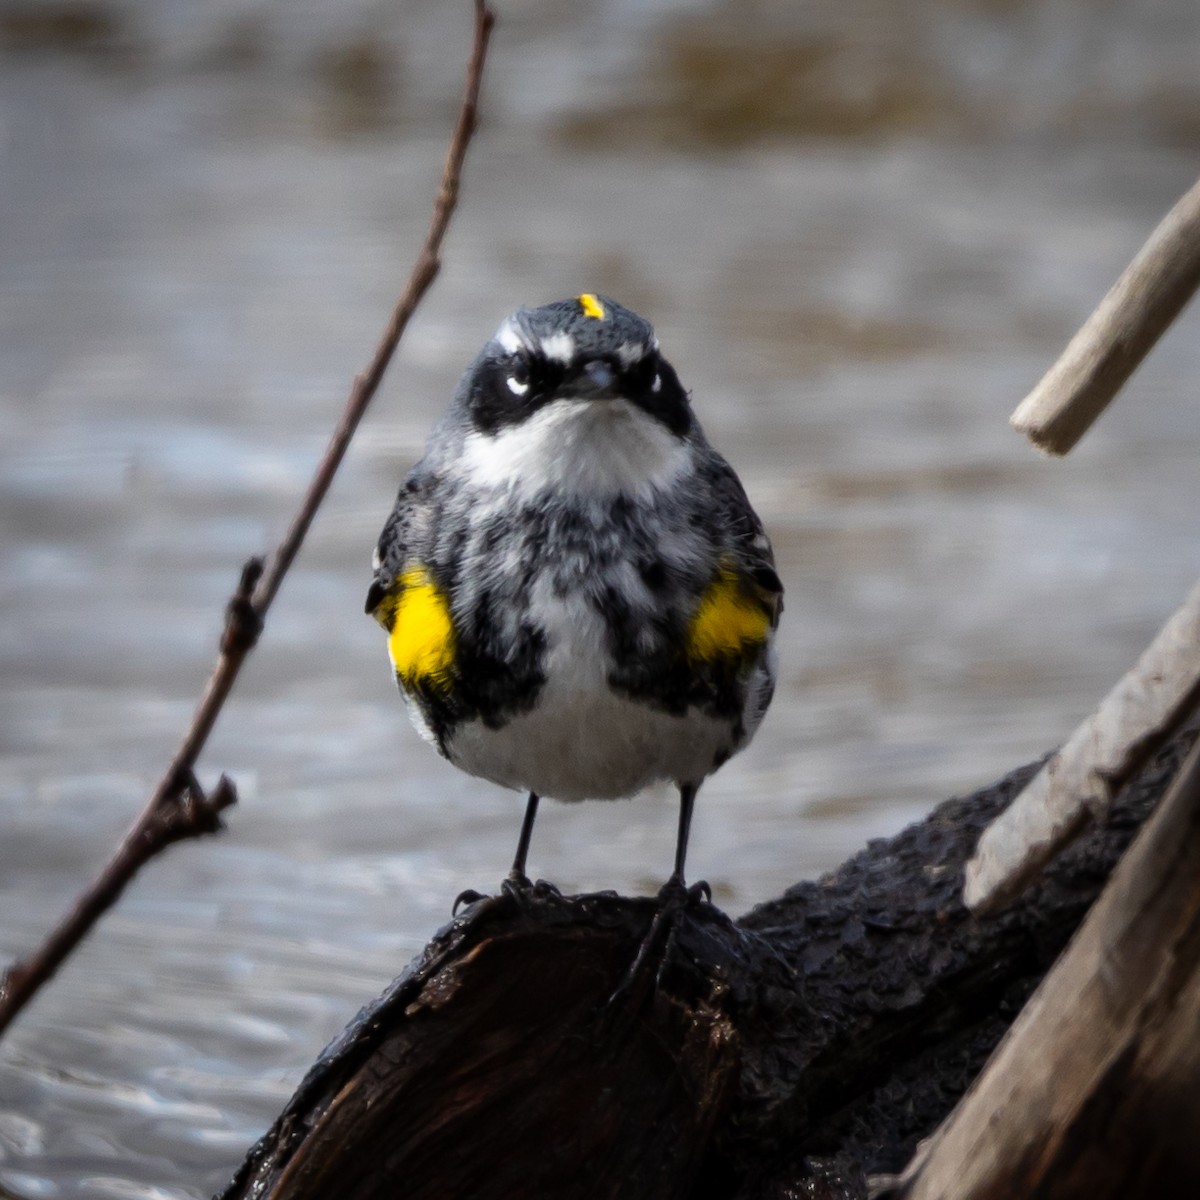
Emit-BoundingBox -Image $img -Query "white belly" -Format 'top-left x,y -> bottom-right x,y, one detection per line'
444,676 -> 735,802
439,580 -> 737,802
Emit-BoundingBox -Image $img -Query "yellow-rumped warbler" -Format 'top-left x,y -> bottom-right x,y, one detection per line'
367,295 -> 782,895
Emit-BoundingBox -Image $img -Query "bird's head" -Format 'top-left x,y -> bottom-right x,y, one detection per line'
458,294 -> 692,439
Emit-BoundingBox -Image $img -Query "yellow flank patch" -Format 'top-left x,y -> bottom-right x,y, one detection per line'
687,568 -> 771,663
385,567 -> 456,691
578,292 -> 606,320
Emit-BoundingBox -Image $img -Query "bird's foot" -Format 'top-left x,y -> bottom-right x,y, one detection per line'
502,871 -> 563,905
452,873 -> 562,916
502,867 -> 531,894
602,875 -> 710,1027
657,874 -> 712,907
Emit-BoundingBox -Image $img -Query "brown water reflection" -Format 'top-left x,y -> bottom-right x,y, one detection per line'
2,1 -> 1200,1196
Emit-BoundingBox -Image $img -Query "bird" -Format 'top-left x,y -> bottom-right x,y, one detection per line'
366,294 -> 782,900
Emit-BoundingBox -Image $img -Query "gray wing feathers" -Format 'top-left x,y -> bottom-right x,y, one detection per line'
706,455 -> 784,621
365,475 -> 424,615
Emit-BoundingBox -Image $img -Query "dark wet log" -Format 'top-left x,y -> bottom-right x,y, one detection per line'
218,734 -> 1192,1200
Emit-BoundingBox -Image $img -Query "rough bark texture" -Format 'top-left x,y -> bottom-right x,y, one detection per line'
219,734 -> 1191,1200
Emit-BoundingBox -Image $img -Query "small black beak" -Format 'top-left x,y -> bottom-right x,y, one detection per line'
580,358 -> 617,396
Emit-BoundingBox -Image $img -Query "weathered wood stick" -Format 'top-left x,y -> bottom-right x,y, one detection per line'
1009,174 -> 1200,455
886,732 -> 1200,1200
964,579 -> 1200,914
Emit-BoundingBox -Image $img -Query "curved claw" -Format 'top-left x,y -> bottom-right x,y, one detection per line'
452,888 -> 487,915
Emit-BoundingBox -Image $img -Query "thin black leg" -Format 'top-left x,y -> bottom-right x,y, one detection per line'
509,791 -> 540,882
671,782 -> 698,885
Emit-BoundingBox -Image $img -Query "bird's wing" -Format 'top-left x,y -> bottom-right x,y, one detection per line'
365,474 -> 427,619
707,455 -> 784,626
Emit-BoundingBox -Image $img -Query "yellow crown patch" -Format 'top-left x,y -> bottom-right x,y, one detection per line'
578,293 -> 606,320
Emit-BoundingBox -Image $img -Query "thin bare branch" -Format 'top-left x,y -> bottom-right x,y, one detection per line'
0,0 -> 497,1040
1010,174 -> 1200,455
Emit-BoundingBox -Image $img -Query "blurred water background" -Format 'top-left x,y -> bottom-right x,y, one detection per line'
1,0 -> 1198,1194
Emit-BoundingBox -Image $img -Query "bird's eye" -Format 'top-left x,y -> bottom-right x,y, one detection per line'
506,355 -> 531,396
632,353 -> 662,394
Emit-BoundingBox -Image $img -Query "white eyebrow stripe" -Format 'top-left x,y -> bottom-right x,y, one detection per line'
494,318 -> 523,354
539,331 -> 575,362
616,341 -> 647,367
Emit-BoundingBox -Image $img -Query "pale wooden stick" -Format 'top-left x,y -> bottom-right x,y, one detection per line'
1010,174 -> 1200,455
964,580 -> 1200,914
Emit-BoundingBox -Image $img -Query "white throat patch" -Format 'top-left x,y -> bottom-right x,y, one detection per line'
460,398 -> 689,500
